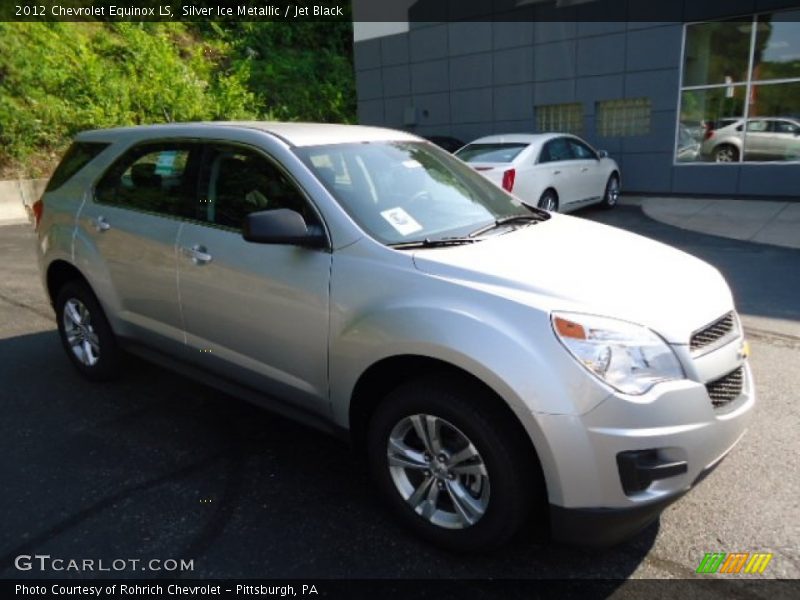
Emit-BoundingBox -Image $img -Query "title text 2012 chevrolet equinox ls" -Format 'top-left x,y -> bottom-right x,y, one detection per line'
35,123 -> 754,551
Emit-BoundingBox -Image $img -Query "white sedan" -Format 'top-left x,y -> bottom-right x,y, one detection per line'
455,133 -> 621,213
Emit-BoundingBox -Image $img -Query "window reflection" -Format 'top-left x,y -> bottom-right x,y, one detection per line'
678,11 -> 800,164
745,82 -> 800,161
754,13 -> 800,82
683,20 -> 752,87
679,88 -> 744,162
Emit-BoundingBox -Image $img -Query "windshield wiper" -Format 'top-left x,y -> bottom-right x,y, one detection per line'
469,213 -> 546,237
388,237 -> 481,250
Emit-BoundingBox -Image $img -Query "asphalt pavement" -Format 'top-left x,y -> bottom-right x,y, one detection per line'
1,206 -> 799,588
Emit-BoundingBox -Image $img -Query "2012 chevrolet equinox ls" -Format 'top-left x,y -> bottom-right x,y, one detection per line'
35,123 -> 754,551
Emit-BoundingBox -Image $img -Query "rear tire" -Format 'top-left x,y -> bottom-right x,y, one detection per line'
55,280 -> 121,381
538,189 -> 559,212
366,376 -> 542,551
714,144 -> 739,163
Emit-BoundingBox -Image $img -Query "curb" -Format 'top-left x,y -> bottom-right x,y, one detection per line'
0,179 -> 48,225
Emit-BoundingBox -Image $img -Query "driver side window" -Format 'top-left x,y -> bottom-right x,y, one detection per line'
199,145 -> 314,230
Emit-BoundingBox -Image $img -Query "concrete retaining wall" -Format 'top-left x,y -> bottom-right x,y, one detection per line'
0,179 -> 49,224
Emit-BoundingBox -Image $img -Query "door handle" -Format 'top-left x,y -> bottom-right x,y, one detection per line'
553,170 -> 561,175
92,216 -> 111,232
182,244 -> 213,265
581,167 -> 589,172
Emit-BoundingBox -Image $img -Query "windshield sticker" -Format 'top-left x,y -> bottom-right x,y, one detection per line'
380,207 -> 423,236
402,159 -> 423,169
154,151 -> 178,175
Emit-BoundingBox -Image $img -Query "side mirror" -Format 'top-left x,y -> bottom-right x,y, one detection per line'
243,209 -> 326,248
597,150 -> 609,159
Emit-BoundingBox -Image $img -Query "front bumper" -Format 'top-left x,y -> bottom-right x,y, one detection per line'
539,356 -> 754,545
550,450 -> 729,546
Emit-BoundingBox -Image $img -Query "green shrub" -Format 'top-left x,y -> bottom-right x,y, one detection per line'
0,21 -> 355,178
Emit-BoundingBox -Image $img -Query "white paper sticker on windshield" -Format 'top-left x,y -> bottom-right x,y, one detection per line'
402,159 -> 422,169
380,207 -> 423,236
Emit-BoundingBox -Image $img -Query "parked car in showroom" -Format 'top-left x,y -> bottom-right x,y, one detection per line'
35,122 -> 753,551
701,117 -> 800,162
455,133 -> 620,213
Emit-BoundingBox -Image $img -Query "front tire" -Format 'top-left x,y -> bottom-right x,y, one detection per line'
55,280 -> 121,381
601,174 -> 620,209
367,376 -> 540,551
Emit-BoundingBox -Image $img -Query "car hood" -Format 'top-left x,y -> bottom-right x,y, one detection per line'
411,214 -> 734,344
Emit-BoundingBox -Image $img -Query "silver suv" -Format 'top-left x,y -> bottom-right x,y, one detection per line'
702,117 -> 800,162
35,123 -> 754,551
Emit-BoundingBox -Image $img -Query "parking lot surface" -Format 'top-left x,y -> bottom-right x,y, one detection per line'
1,206 -> 798,585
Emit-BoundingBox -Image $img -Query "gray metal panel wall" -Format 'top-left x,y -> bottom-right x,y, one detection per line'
354,10 -> 800,197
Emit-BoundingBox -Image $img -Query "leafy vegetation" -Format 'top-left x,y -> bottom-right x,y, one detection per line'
0,21 -> 355,178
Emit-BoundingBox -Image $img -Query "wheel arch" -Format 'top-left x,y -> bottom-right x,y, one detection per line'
46,260 -> 91,306
539,187 -> 560,210
349,354 -> 547,493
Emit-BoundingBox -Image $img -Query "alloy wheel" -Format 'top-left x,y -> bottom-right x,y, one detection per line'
62,298 -> 100,367
715,146 -> 737,163
606,177 -> 620,206
387,414 -> 490,529
539,193 -> 557,211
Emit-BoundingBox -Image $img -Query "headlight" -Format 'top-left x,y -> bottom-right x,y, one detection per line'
551,312 -> 684,395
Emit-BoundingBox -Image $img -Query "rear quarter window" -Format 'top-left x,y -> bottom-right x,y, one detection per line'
46,142 -> 110,192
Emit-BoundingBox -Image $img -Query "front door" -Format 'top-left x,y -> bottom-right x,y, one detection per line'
176,142 -> 332,416
567,137 -> 605,202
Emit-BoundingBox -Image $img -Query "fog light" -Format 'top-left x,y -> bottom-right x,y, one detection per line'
617,449 -> 688,496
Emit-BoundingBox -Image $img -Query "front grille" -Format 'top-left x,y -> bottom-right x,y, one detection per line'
706,367 -> 744,408
691,312 -> 736,353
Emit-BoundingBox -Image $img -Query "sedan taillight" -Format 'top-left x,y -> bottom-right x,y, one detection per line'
502,168 -> 515,193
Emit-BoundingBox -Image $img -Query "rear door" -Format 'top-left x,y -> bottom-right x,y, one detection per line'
176,142 -> 332,416
536,137 -> 582,206
81,141 -> 202,349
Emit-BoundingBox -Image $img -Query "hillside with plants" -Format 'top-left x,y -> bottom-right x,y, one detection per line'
0,21 -> 355,178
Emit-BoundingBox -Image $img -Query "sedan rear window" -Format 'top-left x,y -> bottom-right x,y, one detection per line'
46,142 -> 109,192
455,143 -> 529,163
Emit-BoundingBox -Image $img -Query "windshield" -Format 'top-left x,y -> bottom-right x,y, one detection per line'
454,143 -> 529,163
294,141 -> 544,246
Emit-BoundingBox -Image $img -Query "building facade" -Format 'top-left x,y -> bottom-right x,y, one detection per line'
352,1 -> 800,197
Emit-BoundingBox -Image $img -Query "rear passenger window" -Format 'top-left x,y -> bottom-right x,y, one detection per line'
539,138 -> 573,163
198,145 -> 314,230
95,143 -> 200,218
46,142 -> 110,192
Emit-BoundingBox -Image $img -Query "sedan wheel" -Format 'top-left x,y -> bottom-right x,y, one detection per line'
387,414 -> 490,529
601,175 -> 620,209
538,190 -> 558,212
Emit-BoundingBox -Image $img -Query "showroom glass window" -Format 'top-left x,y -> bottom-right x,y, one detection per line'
677,11 -> 800,163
